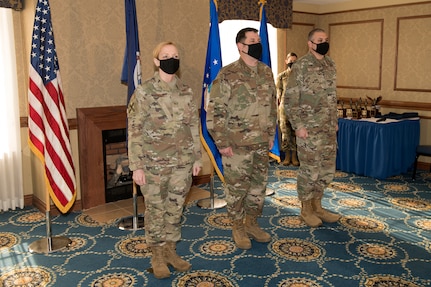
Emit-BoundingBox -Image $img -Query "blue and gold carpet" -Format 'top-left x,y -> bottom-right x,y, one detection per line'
1,163 -> 431,286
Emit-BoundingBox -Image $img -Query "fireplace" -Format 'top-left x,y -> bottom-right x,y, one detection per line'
77,105 -> 211,210
103,128 -> 137,202
77,106 -> 128,209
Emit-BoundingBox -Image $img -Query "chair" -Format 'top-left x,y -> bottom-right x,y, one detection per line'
412,145 -> 431,179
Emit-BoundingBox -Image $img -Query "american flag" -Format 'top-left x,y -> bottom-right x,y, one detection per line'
28,0 -> 76,213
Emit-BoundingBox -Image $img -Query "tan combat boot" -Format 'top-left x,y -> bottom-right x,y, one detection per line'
300,200 -> 322,227
245,214 -> 271,242
281,151 -> 291,166
312,198 -> 341,223
291,151 -> 299,166
150,246 -> 170,279
164,241 -> 191,272
232,219 -> 251,249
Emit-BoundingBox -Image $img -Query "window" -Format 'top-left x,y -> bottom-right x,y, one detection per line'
0,7 -> 24,210
219,20 -> 278,76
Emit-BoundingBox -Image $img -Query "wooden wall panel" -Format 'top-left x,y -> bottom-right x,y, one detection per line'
395,15 -> 431,91
330,20 -> 383,90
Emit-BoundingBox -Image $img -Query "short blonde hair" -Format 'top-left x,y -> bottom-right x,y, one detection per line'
152,41 -> 177,71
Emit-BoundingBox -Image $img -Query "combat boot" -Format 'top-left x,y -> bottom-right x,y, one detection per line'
150,246 -> 170,279
232,219 -> 251,249
164,241 -> 191,272
300,200 -> 322,227
291,151 -> 300,166
281,151 -> 291,166
245,215 -> 271,242
312,198 -> 341,223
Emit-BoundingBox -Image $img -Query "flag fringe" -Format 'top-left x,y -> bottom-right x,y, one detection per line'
199,127 -> 225,183
28,139 -> 77,214
268,152 -> 281,163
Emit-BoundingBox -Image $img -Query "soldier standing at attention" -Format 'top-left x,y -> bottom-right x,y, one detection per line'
206,27 -> 277,250
127,41 -> 202,279
284,28 -> 341,228
276,52 -> 299,166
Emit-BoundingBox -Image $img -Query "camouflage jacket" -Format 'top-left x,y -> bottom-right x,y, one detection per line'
276,68 -> 292,106
127,72 -> 202,170
206,58 -> 277,149
284,52 -> 337,132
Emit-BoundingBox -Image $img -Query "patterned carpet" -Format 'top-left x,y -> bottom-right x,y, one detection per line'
1,163 -> 431,287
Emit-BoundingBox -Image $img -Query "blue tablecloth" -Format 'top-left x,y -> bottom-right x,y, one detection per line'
336,118 -> 420,179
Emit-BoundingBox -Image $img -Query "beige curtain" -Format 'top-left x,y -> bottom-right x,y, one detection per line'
217,0 -> 292,29
0,0 -> 22,10
0,8 -> 24,211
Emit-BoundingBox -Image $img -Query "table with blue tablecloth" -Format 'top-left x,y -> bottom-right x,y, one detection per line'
336,117 -> 420,179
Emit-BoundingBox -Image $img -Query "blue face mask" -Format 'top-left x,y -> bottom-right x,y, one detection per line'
159,58 -> 180,74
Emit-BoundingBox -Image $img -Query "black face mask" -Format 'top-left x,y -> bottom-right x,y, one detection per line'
287,62 -> 294,69
311,41 -> 329,56
243,43 -> 263,60
159,58 -> 180,74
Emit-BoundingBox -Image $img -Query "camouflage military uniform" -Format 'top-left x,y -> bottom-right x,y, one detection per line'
206,58 -> 277,220
284,52 -> 337,201
127,72 -> 202,246
276,69 -> 297,153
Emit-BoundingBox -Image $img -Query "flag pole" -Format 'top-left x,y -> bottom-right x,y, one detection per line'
197,0 -> 226,210
117,181 -> 145,230
197,164 -> 226,209
28,186 -> 72,253
117,0 -> 145,230
27,0 -> 75,254
258,0 -> 276,196
117,53 -> 145,230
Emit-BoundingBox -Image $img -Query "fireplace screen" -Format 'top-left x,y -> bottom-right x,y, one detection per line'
103,129 -> 136,202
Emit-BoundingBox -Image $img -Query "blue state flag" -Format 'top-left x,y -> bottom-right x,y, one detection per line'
200,0 -> 224,181
259,3 -> 280,163
121,0 -> 141,104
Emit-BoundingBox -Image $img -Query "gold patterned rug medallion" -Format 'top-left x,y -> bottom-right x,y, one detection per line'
0,232 -> 19,250
0,267 -> 53,287
390,197 -> 431,211
116,236 -> 151,258
174,271 -> 237,287
272,238 -> 322,261
340,216 -> 386,232
206,213 -> 232,230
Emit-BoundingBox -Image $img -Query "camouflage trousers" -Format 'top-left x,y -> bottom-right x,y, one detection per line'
222,144 -> 269,221
279,105 -> 297,151
296,133 -> 336,201
139,164 -> 192,246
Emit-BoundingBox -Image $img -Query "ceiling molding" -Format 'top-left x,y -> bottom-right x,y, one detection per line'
293,0 -> 431,14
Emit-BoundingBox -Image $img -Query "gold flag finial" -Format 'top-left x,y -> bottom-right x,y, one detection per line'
258,0 -> 267,21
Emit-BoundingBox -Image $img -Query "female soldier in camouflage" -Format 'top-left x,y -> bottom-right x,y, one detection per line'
127,42 -> 202,279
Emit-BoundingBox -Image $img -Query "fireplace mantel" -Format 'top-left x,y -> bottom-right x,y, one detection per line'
77,106 -> 127,209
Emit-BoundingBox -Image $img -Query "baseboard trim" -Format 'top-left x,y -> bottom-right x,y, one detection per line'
193,174 -> 211,185
31,195 -> 83,216
417,161 -> 431,172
